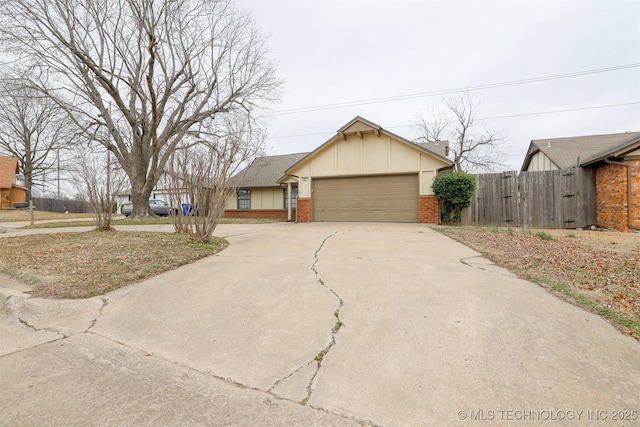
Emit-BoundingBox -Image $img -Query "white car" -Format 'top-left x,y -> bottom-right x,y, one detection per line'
121,199 -> 177,217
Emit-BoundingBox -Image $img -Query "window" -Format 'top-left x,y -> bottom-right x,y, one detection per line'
283,187 -> 298,209
237,189 -> 250,209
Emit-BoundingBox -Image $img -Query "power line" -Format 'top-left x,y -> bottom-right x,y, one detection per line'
268,101 -> 640,139
473,101 -> 639,123
273,63 -> 640,116
287,4 -> 632,74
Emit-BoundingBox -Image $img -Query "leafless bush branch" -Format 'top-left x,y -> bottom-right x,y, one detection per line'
166,114 -> 265,242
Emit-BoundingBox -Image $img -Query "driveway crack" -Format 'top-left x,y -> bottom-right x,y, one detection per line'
16,316 -> 68,339
302,231 -> 344,404
86,297 -> 110,332
269,231 -> 345,404
460,255 -> 517,278
460,255 -> 486,270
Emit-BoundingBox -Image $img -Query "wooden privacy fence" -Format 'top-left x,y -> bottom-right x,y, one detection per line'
32,197 -> 93,214
461,167 -> 596,229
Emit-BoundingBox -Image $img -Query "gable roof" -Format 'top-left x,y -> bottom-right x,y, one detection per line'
0,157 -> 19,189
229,152 -> 310,188
280,116 -> 453,180
521,131 -> 640,171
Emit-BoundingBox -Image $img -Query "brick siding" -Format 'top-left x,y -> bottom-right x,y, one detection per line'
595,160 -> 640,232
296,198 -> 311,222
630,160 -> 640,230
419,195 -> 439,224
224,209 -> 292,220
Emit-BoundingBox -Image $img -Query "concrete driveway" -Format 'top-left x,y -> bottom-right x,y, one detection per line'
1,222 -> 639,426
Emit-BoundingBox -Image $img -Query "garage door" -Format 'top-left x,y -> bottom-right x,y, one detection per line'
312,174 -> 419,222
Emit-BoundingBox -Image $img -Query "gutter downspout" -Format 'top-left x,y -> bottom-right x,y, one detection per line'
605,158 -> 640,231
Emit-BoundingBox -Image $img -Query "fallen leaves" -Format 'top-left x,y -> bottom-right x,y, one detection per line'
0,231 -> 227,299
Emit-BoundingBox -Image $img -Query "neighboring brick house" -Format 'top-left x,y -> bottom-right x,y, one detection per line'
521,132 -> 640,232
0,156 -> 28,209
582,138 -> 640,232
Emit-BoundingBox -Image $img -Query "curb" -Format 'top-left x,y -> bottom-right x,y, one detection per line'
0,282 -> 105,336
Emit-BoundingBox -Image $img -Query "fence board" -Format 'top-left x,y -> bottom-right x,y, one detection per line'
561,169 -> 577,228
502,171 -> 519,226
32,198 -> 93,214
576,167 -> 597,227
462,171 -> 519,226
462,167 -> 596,229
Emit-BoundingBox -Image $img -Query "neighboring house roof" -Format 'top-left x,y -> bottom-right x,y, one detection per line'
0,156 -> 20,189
280,116 -> 453,180
416,141 -> 450,159
229,152 -> 310,188
521,132 -> 640,171
580,132 -> 640,166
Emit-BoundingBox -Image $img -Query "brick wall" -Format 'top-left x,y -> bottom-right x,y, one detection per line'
630,160 -> 640,230
419,195 -> 439,224
596,163 -> 629,231
224,209 -> 292,220
296,198 -> 311,222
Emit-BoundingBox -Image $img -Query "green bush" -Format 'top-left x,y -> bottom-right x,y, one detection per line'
431,171 -> 476,224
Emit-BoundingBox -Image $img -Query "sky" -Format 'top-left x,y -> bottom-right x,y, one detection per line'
235,0 -> 640,171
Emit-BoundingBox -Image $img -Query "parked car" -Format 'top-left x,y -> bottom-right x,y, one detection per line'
121,199 -> 178,217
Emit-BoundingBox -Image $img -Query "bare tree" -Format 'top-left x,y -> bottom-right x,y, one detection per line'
414,92 -> 506,172
0,0 -> 281,218
0,79 -> 76,198
73,146 -> 127,231
167,115 -> 264,242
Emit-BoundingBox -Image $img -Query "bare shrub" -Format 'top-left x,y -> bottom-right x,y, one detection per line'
166,116 -> 264,242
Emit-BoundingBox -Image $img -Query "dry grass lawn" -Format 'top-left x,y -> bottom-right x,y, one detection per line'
436,226 -> 640,339
0,209 -> 95,222
0,231 -> 227,299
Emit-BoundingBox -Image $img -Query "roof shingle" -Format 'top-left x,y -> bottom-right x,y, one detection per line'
522,132 -> 640,170
415,141 -> 450,159
229,152 -> 310,188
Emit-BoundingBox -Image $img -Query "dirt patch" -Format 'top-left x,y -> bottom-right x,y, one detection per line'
435,226 -> 640,339
0,231 -> 227,299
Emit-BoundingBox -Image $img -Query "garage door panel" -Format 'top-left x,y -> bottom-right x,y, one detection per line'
312,175 -> 418,222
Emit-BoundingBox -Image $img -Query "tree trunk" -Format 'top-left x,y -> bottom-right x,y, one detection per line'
129,177 -> 154,218
23,168 -> 33,200
23,147 -> 33,199
18,153 -> 34,199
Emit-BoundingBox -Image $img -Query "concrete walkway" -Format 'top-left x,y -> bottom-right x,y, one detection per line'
1,223 -> 638,426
